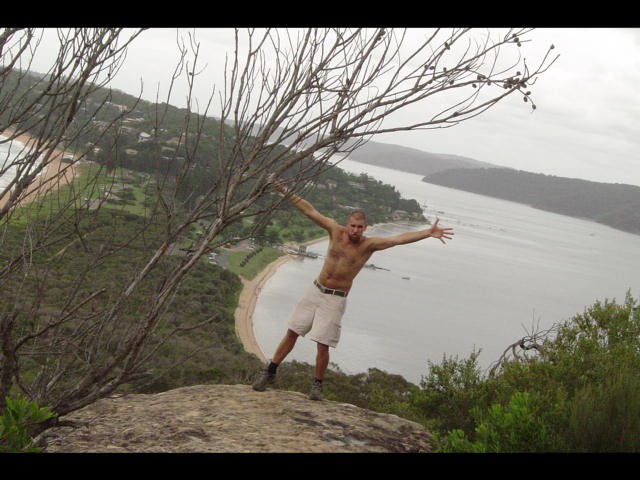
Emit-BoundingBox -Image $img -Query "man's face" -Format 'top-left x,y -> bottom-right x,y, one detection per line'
346,217 -> 367,243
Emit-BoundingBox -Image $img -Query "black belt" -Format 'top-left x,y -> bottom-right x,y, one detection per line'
314,279 -> 348,297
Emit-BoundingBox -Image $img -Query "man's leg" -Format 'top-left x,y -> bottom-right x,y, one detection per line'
314,342 -> 329,380
252,329 -> 299,391
273,329 -> 299,364
310,342 -> 329,401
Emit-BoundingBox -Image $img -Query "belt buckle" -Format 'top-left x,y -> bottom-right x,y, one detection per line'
315,279 -> 345,297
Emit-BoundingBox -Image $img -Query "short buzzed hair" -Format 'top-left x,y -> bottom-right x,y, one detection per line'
348,210 -> 367,224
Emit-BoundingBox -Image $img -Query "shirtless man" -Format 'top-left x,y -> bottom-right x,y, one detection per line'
252,180 -> 454,400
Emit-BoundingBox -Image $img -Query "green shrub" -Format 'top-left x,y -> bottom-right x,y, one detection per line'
475,392 -> 554,452
436,428 -> 480,453
1,395 -> 57,453
452,293 -> 640,452
437,392 -> 553,452
411,350 -> 486,434
564,367 -> 640,452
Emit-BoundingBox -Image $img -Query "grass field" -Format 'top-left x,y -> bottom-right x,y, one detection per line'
225,247 -> 284,280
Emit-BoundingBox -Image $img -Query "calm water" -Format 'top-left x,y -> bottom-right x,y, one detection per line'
257,159 -> 640,384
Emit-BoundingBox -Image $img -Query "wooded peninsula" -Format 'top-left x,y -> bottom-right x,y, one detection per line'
423,167 -> 640,235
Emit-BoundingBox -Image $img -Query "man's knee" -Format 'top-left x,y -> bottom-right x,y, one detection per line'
286,328 -> 300,339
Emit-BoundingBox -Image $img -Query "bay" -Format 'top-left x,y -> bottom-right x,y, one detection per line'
253,159 -> 640,385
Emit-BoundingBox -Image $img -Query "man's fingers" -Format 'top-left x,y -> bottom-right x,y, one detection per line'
431,217 -> 455,244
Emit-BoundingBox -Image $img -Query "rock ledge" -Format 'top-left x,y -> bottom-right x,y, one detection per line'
41,384 -> 431,453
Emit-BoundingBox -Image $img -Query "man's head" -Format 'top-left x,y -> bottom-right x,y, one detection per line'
346,210 -> 367,243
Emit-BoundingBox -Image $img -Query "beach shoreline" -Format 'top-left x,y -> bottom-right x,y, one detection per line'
0,129 -> 78,209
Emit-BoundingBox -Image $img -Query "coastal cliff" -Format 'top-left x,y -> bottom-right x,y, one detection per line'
38,384 -> 432,453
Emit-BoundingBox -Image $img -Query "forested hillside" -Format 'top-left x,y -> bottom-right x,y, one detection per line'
423,167 -> 640,235
346,139 -> 498,176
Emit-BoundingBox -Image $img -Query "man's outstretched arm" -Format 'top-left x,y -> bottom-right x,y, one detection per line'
368,217 -> 454,252
273,180 -> 337,233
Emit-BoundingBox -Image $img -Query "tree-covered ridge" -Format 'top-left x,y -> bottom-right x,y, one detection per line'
423,167 -> 640,235
347,139 -> 498,176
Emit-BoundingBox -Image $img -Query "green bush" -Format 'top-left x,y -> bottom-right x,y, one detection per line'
564,366 -> 640,452
430,293 -> 640,452
1,395 -> 57,453
437,392 -> 553,452
410,350 -> 486,434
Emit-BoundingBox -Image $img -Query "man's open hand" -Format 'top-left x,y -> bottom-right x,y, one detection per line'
429,217 -> 454,244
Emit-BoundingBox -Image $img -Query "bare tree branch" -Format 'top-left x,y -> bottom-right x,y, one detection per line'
488,322 -> 560,376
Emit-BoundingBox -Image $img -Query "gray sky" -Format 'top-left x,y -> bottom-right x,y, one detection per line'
49,28 -> 640,187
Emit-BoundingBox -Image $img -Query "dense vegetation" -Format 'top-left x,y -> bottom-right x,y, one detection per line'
424,167 -> 640,235
1,199 -> 259,395
429,293 -> 640,451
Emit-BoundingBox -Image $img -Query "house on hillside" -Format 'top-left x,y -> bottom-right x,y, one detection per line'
347,181 -> 365,191
119,125 -> 139,136
105,101 -> 129,113
392,210 -> 407,218
92,120 -> 111,131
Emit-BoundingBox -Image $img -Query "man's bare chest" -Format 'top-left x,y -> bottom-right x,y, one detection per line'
327,239 -> 371,267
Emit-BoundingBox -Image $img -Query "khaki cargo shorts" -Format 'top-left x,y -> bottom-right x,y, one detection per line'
287,281 -> 348,347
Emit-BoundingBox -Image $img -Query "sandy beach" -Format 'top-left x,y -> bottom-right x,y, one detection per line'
234,255 -> 292,363
0,129 -> 78,209
233,235 -> 329,363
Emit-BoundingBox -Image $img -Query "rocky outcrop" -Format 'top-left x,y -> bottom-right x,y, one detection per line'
40,384 -> 431,453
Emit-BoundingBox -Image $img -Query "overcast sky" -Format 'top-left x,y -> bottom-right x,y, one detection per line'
51,28 -> 640,187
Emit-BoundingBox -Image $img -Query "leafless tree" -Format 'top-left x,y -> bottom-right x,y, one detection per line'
0,27 -> 144,407
0,28 -> 558,432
